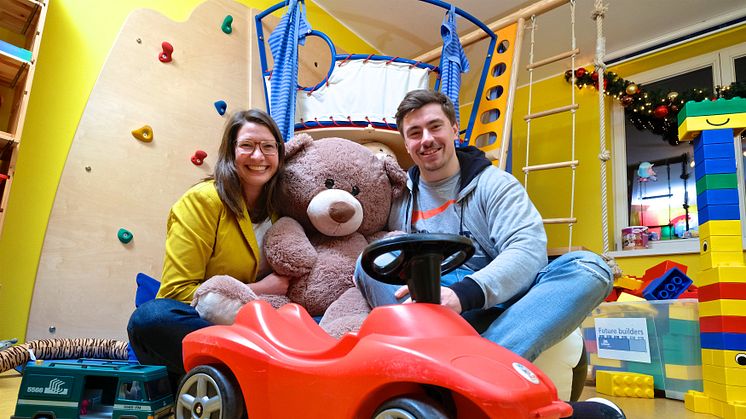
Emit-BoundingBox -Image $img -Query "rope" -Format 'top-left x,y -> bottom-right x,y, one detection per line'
568,0 -> 577,251
593,0 -> 610,254
524,15 -> 537,192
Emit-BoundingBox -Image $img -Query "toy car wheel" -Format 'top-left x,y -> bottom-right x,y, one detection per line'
175,365 -> 244,419
373,397 -> 449,419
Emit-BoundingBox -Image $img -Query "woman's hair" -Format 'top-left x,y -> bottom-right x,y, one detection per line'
208,109 -> 286,222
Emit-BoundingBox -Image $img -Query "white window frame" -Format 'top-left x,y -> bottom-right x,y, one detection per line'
610,52 -> 728,256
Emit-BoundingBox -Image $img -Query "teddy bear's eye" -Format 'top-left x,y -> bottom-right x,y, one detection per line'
351,186 -> 360,196
325,178 -> 335,189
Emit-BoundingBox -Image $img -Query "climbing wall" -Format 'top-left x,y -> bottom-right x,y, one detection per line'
27,0 -> 265,340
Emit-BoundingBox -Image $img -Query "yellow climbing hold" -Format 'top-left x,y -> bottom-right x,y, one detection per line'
131,125 -> 153,142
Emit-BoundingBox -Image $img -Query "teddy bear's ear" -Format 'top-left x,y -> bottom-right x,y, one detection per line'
382,157 -> 408,199
285,133 -> 315,158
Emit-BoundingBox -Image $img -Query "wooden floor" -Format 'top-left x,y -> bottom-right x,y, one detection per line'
0,368 -> 716,418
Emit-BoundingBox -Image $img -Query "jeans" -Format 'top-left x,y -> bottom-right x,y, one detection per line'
127,298 -> 211,386
355,250 -> 613,362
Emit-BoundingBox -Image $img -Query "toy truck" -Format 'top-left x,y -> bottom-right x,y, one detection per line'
13,359 -> 173,419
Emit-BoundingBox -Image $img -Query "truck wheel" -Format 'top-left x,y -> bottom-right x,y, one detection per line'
175,365 -> 244,419
373,397 -> 449,419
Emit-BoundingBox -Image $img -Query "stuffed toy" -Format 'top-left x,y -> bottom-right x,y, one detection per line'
192,134 -> 407,337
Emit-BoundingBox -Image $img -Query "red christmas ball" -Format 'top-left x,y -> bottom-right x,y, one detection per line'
575,67 -> 587,78
621,96 -> 634,107
653,105 -> 669,119
591,72 -> 599,81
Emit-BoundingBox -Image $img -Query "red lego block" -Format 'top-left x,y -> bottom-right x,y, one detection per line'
605,287 -> 621,302
698,282 -> 746,302
700,316 -> 746,334
678,284 -> 698,299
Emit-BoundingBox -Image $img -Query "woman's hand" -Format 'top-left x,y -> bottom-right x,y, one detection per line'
249,273 -> 291,295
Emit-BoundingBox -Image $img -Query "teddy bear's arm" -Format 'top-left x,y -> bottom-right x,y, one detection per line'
264,217 -> 318,277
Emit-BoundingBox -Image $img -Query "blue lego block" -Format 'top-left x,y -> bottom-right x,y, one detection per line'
694,157 -> 737,180
642,267 -> 693,300
700,332 -> 746,351
696,189 -> 740,208
693,142 -> 735,162
699,204 -> 741,224
692,129 -> 736,148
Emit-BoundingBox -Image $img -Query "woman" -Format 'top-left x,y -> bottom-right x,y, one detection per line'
127,109 -> 289,386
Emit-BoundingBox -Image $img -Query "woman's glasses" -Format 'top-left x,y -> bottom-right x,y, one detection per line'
236,141 -> 278,156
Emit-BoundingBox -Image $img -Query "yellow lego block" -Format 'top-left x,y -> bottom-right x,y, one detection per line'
701,251 -> 745,271
669,301 -> 699,320
596,371 -> 654,398
701,220 -> 743,237
705,364 -> 746,386
615,292 -> 645,302
686,390 -> 716,414
697,267 -> 746,287
581,316 -> 595,329
702,236 -> 745,254
666,364 -> 703,380
678,114 -> 746,140
703,350 -> 746,369
699,299 -> 746,317
590,353 -> 623,368
614,275 -> 643,291
704,379 -> 746,402
725,400 -> 746,419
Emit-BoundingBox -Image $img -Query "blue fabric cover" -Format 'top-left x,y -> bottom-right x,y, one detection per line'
268,0 -> 312,141
438,6 -> 470,125
135,272 -> 160,308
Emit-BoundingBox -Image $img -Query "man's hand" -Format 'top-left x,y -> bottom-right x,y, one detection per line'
394,285 -> 462,314
249,273 -> 291,295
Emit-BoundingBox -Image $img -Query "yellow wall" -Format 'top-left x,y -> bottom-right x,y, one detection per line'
0,0 -> 374,342
510,23 -> 746,278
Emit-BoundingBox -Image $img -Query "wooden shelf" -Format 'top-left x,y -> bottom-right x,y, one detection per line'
0,0 -> 43,35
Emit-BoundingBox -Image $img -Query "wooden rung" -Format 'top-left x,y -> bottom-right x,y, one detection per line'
522,160 -> 579,173
526,48 -> 579,70
543,217 -> 577,224
524,104 -> 579,121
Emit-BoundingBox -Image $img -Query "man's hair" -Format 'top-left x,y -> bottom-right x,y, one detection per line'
395,89 -> 457,136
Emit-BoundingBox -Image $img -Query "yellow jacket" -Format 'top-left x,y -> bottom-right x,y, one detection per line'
156,181 -> 261,302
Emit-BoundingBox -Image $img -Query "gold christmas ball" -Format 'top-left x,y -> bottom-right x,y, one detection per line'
625,84 -> 639,95
667,91 -> 679,101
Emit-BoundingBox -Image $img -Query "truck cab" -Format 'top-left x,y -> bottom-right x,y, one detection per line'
13,359 -> 173,419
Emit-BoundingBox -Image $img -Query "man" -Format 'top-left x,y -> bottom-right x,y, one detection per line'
355,90 -> 624,417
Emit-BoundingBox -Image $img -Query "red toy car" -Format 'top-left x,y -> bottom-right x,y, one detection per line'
178,234 -> 573,418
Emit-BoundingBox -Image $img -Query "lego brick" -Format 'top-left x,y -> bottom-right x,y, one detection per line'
697,267 -> 746,287
666,377 -> 704,395
668,318 -> 700,336
703,379 -> 746,402
700,299 -> 746,317
664,347 -> 702,365
627,361 -> 665,389
701,332 -> 746,351
662,333 -> 700,348
699,283 -> 746,302
669,301 -> 700,320
590,353 -> 623,368
684,390 -> 713,414
642,267 -> 692,300
704,364 -> 746,386
677,98 -> 746,124
697,173 -> 740,191
701,235 -> 745,254
699,204 -> 742,224
700,316 -> 746,334
702,349 -> 746,369
700,220 -> 743,237
616,292 -> 645,302
666,364 -> 703,380
694,157 -> 738,181
615,275 -> 643,291
694,142 -> 737,166
678,286 -> 699,299
697,189 -> 740,207
679,116 -> 746,141
645,260 -> 689,278
700,250 -> 744,270
596,371 -> 654,398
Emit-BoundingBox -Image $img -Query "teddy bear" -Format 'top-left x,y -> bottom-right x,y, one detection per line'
192,133 -> 407,337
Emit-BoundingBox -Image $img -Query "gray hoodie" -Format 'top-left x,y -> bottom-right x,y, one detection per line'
388,146 -> 548,310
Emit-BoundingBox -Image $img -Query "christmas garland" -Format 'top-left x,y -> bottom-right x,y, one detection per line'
564,68 -> 746,145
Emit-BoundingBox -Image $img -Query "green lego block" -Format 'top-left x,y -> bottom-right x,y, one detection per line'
662,334 -> 700,348
696,173 -> 739,191
663,347 -> 702,365
668,319 -> 700,337
677,97 -> 746,126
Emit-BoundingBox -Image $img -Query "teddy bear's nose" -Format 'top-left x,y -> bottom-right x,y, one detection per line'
329,202 -> 356,223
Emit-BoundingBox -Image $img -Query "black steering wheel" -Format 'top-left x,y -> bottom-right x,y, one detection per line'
360,233 -> 474,304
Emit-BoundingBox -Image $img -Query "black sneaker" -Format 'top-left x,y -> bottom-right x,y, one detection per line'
565,397 -> 626,419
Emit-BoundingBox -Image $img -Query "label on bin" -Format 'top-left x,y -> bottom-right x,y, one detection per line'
595,317 -> 651,363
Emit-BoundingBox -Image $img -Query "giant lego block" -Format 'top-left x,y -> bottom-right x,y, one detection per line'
704,364 -> 746,387
699,283 -> 746,302
697,173 -> 739,191
700,220 -> 743,237
694,142 -> 736,162
697,267 -> 746,287
703,380 -> 746,402
699,204 -> 741,224
701,349 -> 746,369
698,189 -> 741,208
596,371 -> 655,398
699,299 -> 746,317
700,250 -> 744,271
642,267 -> 693,300
700,316 -> 746,334
700,333 -> 746,351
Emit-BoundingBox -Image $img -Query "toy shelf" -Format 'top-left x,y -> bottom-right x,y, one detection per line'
0,0 -> 47,235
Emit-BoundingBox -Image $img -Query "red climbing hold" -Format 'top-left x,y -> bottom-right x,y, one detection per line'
159,41 -> 174,63
191,150 -> 208,165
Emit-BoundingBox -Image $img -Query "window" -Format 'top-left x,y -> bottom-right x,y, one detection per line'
612,42 -> 746,254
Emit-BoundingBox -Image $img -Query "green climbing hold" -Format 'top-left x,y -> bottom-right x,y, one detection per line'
222,15 -> 233,34
118,228 -> 133,244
